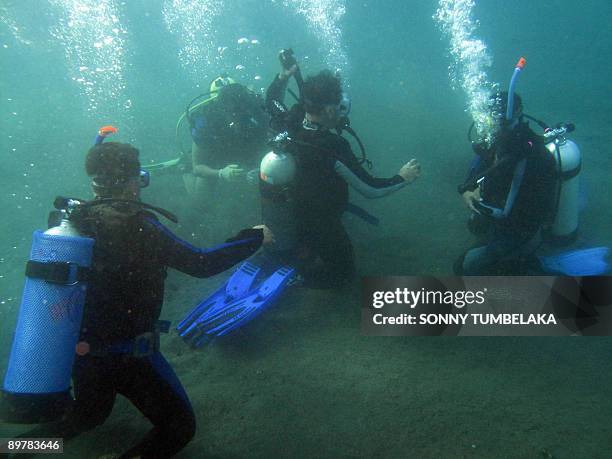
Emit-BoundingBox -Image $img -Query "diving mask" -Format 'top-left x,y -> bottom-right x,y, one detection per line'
337,92 -> 351,118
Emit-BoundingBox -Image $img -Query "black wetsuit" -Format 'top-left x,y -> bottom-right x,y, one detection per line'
265,75 -> 406,287
458,122 -> 557,275
27,201 -> 262,458
190,87 -> 269,171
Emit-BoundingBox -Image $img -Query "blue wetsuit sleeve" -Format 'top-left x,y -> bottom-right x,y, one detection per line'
147,218 -> 263,278
466,155 -> 483,181
190,114 -> 207,147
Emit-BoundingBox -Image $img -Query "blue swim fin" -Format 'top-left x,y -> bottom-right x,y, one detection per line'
178,262 -> 295,348
190,266 -> 295,347
176,261 -> 261,338
538,247 -> 610,276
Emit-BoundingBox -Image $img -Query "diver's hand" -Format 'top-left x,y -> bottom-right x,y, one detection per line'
246,168 -> 260,185
253,224 -> 275,246
218,164 -> 245,182
399,159 -> 421,183
462,188 -> 481,213
279,64 -> 298,80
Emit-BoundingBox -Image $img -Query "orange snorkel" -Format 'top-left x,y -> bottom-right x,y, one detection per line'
94,125 -> 118,145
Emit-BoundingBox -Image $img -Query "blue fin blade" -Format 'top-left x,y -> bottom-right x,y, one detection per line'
176,262 -> 261,338
209,266 -> 295,337
193,266 -> 295,345
538,247 -> 610,276
176,283 -> 226,335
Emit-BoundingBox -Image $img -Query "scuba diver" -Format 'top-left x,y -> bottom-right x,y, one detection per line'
455,90 -> 558,275
187,75 -> 269,184
260,49 -> 422,288
174,50 -> 422,348
2,127 -> 271,457
177,75 -> 271,239
455,57 -> 609,276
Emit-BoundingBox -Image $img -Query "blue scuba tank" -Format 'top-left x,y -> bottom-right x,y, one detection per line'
1,214 -> 94,423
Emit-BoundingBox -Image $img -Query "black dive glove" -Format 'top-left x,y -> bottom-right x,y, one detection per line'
225,228 -> 264,245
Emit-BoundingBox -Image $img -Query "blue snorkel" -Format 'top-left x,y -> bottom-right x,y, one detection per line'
506,57 -> 526,121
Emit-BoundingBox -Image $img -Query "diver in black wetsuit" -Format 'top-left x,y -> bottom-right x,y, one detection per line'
188,76 -> 269,186
456,92 -> 557,275
20,142 -> 270,458
264,53 -> 421,287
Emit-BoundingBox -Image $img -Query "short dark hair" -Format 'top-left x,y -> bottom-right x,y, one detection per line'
85,142 -> 140,178
301,70 -> 342,115
218,83 -> 250,105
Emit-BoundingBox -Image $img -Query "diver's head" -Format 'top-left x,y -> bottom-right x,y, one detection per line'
213,81 -> 266,140
216,81 -> 252,108
490,90 -> 523,130
302,70 -> 349,129
471,91 -> 524,157
86,142 -> 146,200
209,75 -> 237,95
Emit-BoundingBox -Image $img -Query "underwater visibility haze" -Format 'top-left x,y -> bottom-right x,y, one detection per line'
1,0 -> 612,457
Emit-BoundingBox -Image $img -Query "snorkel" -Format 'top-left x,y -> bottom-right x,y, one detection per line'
506,57 -> 526,121
92,125 -> 150,189
86,126 -> 176,221
94,125 -> 118,145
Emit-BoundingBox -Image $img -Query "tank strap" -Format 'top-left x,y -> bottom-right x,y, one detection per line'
345,203 -> 380,226
560,162 -> 581,180
25,260 -> 91,285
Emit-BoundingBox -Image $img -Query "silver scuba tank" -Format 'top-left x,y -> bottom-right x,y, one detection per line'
259,150 -> 298,252
45,215 -> 81,236
545,126 -> 581,244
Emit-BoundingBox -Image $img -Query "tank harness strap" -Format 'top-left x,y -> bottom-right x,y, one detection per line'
558,157 -> 581,180
345,203 -> 380,226
25,260 -> 91,285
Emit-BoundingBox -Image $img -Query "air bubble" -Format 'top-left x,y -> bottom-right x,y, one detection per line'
434,0 -> 498,145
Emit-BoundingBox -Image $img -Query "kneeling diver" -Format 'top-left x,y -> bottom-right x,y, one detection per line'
176,49 -> 423,347
1,126 -> 272,458
456,58 -> 609,276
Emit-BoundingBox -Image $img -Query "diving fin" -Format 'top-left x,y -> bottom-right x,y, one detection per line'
176,261 -> 261,338
178,262 -> 295,348
195,266 -> 295,344
538,247 -> 610,276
